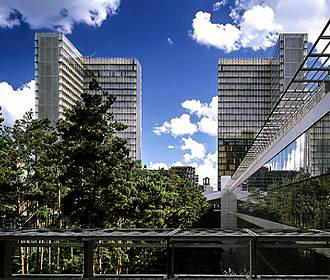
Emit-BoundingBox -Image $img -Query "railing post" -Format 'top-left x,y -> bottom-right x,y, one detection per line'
83,241 -> 95,279
0,240 -> 12,278
166,239 -> 174,278
249,238 -> 257,279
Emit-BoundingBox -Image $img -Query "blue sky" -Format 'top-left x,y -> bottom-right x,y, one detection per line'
0,0 -> 328,188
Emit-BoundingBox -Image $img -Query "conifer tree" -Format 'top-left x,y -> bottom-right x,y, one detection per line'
58,78 -> 134,228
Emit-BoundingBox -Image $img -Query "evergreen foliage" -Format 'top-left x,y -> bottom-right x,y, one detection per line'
0,80 -> 210,273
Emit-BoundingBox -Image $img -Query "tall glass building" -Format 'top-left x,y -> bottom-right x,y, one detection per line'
218,33 -> 307,189
35,33 -> 142,160
218,58 -> 272,182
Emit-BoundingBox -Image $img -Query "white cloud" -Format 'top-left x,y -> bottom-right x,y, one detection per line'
182,96 -> 217,136
153,114 -> 198,137
168,145 -> 175,149
190,11 -> 241,52
191,0 -> 330,51
0,6 -> 19,28
193,152 -> 218,189
213,0 -> 228,11
148,162 -> 168,170
264,0 -> 328,43
0,0 -> 120,33
198,117 -> 217,136
0,80 -> 35,125
171,161 -> 183,167
181,137 -> 206,162
167,37 -> 174,45
239,4 -> 282,50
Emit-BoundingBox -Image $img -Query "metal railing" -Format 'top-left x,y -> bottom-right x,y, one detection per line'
0,228 -> 329,279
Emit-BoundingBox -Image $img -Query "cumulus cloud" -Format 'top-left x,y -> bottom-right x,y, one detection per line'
191,0 -> 330,51
171,161 -> 183,167
181,137 -> 206,162
213,0 -> 228,11
239,5 -> 282,50
0,0 -> 120,33
148,162 -> 168,170
190,11 -> 241,52
168,145 -> 175,149
153,97 -> 217,187
153,114 -> 198,137
182,96 -> 217,136
153,96 -> 217,137
0,80 -> 35,126
192,152 -> 218,189
167,37 -> 174,45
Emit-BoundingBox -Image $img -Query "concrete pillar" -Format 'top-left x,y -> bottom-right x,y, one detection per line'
221,191 -> 237,229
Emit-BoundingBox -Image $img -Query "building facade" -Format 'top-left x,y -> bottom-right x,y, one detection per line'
35,33 -> 84,125
218,58 -> 272,183
35,33 -> 142,160
170,166 -> 199,187
218,33 -> 307,190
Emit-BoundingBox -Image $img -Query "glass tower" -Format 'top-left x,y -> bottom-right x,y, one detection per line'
35,33 -> 142,160
218,34 -> 307,190
83,57 -> 142,160
35,33 -> 84,126
218,58 -> 272,187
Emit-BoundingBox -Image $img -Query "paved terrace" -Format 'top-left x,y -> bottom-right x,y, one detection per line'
0,228 -> 329,279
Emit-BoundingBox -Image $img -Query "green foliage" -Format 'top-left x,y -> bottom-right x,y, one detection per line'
122,168 -> 209,229
0,111 -> 59,228
57,79 -> 133,228
0,80 -> 210,273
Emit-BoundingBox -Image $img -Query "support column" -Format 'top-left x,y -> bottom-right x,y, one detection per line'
221,191 -> 237,229
166,240 -> 174,278
249,238 -> 257,279
83,241 -> 95,279
0,241 -> 12,278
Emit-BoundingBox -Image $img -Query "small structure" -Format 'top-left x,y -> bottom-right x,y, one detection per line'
202,177 -> 213,193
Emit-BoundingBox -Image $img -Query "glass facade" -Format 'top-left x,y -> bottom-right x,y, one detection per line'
35,33 -> 84,126
35,33 -> 142,160
218,59 -> 272,186
264,111 -> 330,178
83,58 -> 142,160
218,34 -> 307,190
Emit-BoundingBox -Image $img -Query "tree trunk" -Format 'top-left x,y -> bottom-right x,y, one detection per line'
20,246 -> 25,274
40,242 -> 44,272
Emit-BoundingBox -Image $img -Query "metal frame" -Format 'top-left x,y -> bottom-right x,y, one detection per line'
226,19 -> 330,191
0,228 -> 329,279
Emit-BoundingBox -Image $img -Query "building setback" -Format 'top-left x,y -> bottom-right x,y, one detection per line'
35,33 -> 142,160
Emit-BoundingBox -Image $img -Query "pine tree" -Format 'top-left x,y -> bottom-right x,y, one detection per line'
58,78 -> 134,228
0,110 -> 59,228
